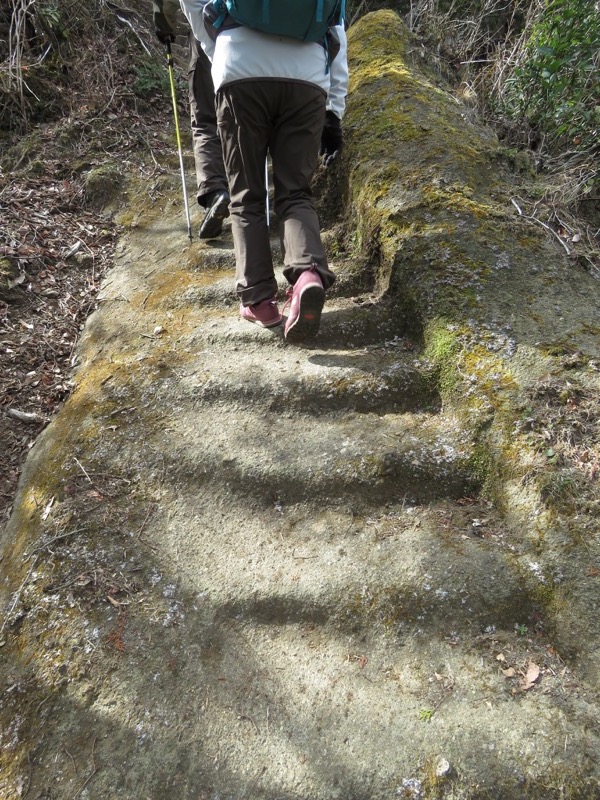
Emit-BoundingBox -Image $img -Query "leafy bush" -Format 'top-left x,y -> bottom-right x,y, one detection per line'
133,59 -> 170,99
502,0 -> 600,153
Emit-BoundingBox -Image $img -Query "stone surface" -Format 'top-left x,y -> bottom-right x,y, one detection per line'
1,11 -> 600,800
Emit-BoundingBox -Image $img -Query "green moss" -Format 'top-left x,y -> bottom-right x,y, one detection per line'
343,8 -> 515,313
467,443 -> 496,498
419,756 -> 453,799
420,183 -> 504,219
529,579 -> 565,616
422,319 -> 463,397
539,341 -> 584,358
419,318 -> 530,504
346,13 -> 497,190
84,163 -> 125,210
133,265 -> 232,311
0,129 -> 45,174
3,309 -> 198,572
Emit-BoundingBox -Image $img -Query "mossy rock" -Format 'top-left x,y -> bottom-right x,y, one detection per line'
84,163 -> 125,211
338,10 -> 600,681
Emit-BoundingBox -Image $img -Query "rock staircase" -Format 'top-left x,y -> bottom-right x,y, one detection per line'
1,210 -> 598,800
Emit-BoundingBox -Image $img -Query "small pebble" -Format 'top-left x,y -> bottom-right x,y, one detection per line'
436,758 -> 451,778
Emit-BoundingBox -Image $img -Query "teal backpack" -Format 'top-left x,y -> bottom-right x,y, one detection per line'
206,0 -> 345,43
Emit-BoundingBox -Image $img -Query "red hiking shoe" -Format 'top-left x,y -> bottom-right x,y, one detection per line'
283,268 -> 325,342
239,298 -> 282,328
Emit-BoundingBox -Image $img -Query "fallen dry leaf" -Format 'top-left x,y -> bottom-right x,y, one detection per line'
519,661 -> 541,691
502,667 -> 516,678
588,565 -> 600,577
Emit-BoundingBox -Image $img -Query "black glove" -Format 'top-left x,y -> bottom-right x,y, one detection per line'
319,110 -> 343,167
153,9 -> 176,43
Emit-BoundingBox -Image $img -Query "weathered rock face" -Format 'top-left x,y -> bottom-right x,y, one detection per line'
344,13 -> 598,344
1,11 -> 600,800
343,9 -> 600,671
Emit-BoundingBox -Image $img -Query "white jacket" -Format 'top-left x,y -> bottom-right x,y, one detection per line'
179,0 -> 348,119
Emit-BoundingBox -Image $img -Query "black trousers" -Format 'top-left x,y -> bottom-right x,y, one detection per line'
187,36 -> 228,207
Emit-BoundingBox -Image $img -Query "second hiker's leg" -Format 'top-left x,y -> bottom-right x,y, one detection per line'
216,83 -> 277,306
188,35 -> 228,207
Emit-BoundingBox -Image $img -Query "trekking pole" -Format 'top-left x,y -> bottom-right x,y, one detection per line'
265,158 -> 270,228
165,40 -> 193,243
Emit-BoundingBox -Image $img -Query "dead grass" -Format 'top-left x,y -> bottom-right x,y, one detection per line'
515,369 -> 600,517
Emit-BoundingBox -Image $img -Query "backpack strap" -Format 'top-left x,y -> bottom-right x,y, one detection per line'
205,0 -> 244,36
211,0 -> 228,30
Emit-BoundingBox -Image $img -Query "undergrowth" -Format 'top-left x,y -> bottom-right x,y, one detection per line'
0,0 -> 176,134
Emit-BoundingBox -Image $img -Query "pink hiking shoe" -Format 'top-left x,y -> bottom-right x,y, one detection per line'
239,298 -> 282,328
283,267 -> 325,341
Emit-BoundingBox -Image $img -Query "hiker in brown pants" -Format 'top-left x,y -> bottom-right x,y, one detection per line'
186,36 -> 230,237
216,80 -> 337,315
176,0 -> 348,340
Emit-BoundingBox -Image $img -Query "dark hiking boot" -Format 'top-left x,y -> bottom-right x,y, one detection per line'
199,191 -> 230,239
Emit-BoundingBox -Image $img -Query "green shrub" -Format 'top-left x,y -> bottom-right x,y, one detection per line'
133,60 -> 170,99
502,0 -> 600,153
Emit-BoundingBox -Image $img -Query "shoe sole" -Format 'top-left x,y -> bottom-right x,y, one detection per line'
241,315 -> 282,329
199,196 -> 230,240
284,284 -> 325,341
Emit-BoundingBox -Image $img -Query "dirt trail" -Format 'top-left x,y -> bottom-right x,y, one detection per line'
2,11 -> 600,800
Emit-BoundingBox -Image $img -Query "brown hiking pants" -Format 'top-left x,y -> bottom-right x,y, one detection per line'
188,36 -> 228,207
215,79 -> 336,306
